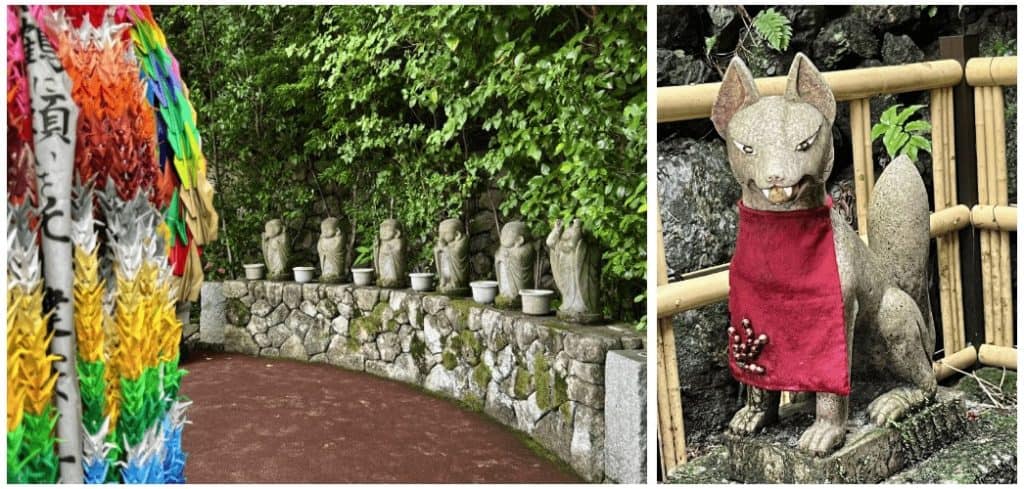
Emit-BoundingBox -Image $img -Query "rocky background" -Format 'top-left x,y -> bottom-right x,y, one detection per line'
213,280 -> 643,482
658,5 -> 1017,455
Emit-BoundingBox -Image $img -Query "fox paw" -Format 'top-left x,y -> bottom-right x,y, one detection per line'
798,420 -> 845,455
867,388 -> 926,426
728,406 -> 775,435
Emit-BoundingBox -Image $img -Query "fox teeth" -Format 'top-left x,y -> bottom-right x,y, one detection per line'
783,186 -> 793,198
762,188 -> 772,200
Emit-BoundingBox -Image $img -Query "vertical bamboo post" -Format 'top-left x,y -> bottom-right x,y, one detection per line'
656,211 -> 686,473
850,98 -> 874,241
975,86 -> 995,344
946,87 -> 967,346
931,88 -> 956,356
991,87 -> 1013,347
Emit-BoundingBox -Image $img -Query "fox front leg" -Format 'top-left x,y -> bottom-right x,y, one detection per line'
728,386 -> 780,435
798,392 -> 848,455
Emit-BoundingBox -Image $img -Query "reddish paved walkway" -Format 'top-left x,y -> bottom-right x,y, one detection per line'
180,353 -> 580,483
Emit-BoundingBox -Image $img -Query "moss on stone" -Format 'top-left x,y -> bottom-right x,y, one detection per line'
559,402 -> 573,422
459,330 -> 483,361
448,299 -> 473,326
225,298 -> 250,326
513,363 -> 532,399
553,371 -> 568,407
459,393 -> 485,412
349,302 -> 386,342
472,362 -> 492,388
346,335 -> 360,353
409,336 -> 426,363
493,295 -> 517,309
442,350 -> 458,370
534,355 -> 554,410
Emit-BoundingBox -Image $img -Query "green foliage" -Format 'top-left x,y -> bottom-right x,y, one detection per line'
751,8 -> 792,52
156,5 -> 646,321
870,104 -> 932,162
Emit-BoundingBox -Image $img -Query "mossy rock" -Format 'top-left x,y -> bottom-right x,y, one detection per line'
472,362 -> 492,388
534,355 -> 555,411
448,299 -> 473,325
442,350 -> 458,370
350,302 -> 386,341
409,336 -> 427,363
513,363 -> 532,399
225,298 -> 250,326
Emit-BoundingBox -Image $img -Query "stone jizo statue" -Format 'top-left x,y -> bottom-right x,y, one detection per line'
712,53 -> 936,455
261,219 -> 289,281
374,219 -> 406,288
494,221 -> 535,308
434,218 -> 469,295
546,218 -> 602,324
317,217 -> 345,283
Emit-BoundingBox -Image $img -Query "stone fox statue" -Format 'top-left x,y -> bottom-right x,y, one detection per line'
711,53 -> 936,455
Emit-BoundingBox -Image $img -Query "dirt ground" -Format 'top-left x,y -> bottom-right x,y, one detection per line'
179,352 -> 581,483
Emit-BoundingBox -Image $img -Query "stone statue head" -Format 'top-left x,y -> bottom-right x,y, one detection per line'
438,218 -> 461,244
564,218 -> 583,244
265,219 -> 283,237
321,217 -> 339,238
380,218 -> 401,241
711,53 -> 836,212
500,221 -> 529,248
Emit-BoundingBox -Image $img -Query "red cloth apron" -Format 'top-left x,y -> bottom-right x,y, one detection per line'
727,198 -> 850,395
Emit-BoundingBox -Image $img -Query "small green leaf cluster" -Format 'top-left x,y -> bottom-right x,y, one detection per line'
751,8 -> 792,52
870,104 -> 932,162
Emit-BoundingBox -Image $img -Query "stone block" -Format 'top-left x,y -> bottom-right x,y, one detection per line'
222,280 -> 248,298
302,283 -> 321,302
282,283 -> 303,309
280,335 -> 308,361
224,326 -> 258,356
199,281 -> 226,345
724,387 -> 968,483
303,321 -> 331,356
354,287 -> 379,312
264,281 -> 283,306
251,300 -> 272,318
564,332 -> 618,363
603,349 -> 646,484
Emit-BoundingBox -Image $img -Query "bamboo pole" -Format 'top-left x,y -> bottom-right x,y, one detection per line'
657,270 -> 729,319
984,86 -> 1004,346
658,59 -> 964,122
970,205 -> 1018,231
656,211 -> 686,471
930,205 -> 971,237
850,98 -> 873,240
931,88 -> 956,358
992,88 -> 1013,348
975,86 -> 995,344
978,344 -> 1017,369
965,56 -> 1018,87
933,345 -> 978,380
946,87 -> 966,345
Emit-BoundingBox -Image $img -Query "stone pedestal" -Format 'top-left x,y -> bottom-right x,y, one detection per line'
604,350 -> 647,484
724,387 -> 968,483
199,281 -> 225,346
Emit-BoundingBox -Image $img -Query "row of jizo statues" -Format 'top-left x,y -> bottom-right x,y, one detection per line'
261,218 -> 602,324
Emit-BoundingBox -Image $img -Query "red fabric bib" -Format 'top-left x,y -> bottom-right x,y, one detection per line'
728,198 -> 850,395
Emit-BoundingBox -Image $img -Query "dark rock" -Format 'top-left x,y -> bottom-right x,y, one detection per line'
851,6 -> 920,30
657,50 -> 713,87
812,14 -> 879,70
657,6 -> 701,50
673,304 -> 740,442
657,136 -> 739,279
881,33 -> 925,66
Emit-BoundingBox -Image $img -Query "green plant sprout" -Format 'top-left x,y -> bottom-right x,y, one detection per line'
871,104 -> 932,162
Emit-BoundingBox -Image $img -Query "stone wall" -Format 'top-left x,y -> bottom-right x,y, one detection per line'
209,280 -> 644,482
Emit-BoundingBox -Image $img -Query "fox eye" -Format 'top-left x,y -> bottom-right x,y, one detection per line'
795,133 -> 817,151
734,140 -> 754,154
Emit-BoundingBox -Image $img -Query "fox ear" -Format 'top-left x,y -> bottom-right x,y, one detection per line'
785,53 -> 836,125
712,57 -> 760,137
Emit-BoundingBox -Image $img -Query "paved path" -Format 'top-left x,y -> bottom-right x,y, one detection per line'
179,353 -> 580,483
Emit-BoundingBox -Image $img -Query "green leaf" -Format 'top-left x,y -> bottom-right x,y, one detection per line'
869,122 -> 887,141
752,8 -> 792,52
904,120 -> 931,134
